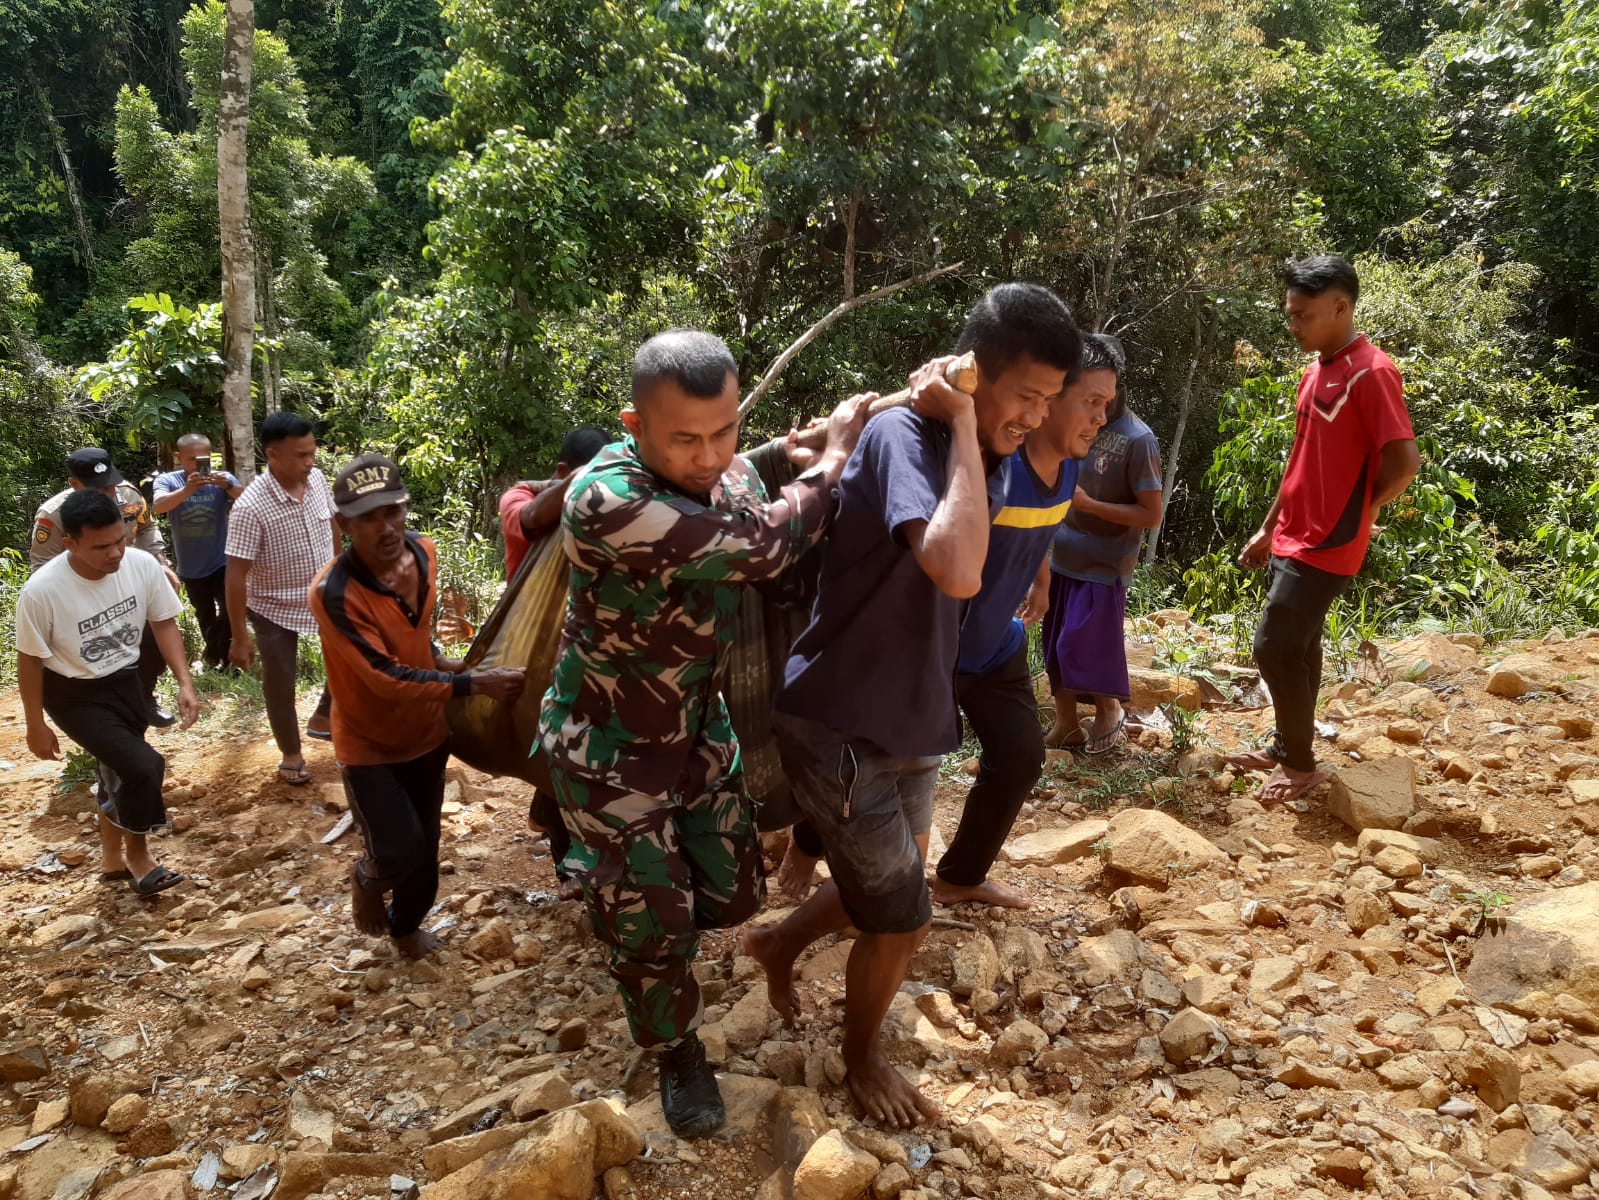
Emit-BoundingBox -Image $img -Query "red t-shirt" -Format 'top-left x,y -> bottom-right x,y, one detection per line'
498,481 -> 552,578
1272,334 -> 1414,577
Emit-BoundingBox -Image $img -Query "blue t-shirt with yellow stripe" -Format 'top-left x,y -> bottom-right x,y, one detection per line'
957,448 -> 1079,676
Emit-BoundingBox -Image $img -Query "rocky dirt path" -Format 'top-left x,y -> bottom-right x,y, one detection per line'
1,626 -> 1597,1200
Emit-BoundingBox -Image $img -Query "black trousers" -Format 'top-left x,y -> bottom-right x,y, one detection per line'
42,666 -> 167,834
937,643 -> 1045,887
343,741 -> 451,937
249,609 -> 331,759
182,566 -> 231,667
137,625 -> 165,698
1252,555 -> 1353,772
528,789 -> 573,881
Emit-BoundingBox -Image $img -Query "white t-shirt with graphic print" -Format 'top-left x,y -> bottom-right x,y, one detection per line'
14,547 -> 182,679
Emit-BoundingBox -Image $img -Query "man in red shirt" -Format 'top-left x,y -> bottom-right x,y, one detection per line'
1234,255 -> 1420,804
497,425 -> 609,895
498,426 -> 610,578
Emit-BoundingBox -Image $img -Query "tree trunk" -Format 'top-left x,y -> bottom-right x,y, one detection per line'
257,245 -> 281,414
219,0 -> 256,481
1144,297 -> 1205,563
30,72 -> 95,271
841,187 -> 861,301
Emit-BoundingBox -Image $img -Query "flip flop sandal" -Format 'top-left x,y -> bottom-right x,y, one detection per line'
1225,748 -> 1281,771
277,761 -> 313,786
1084,718 -> 1127,756
99,869 -> 133,882
305,726 -> 333,741
129,865 -> 185,896
1258,770 -> 1329,806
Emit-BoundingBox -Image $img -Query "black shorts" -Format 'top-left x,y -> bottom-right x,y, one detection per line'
774,711 -> 937,935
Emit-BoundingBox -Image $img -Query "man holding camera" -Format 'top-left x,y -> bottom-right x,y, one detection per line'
153,433 -> 243,672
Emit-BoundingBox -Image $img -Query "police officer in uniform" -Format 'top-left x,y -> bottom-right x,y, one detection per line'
31,448 -> 176,726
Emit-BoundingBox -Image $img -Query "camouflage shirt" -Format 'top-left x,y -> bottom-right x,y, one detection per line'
31,483 -> 167,570
539,437 -> 838,797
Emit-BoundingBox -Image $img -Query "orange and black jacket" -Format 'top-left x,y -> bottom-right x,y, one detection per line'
309,533 -> 468,766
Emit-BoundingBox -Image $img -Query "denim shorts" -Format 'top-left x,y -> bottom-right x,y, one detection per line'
773,710 -> 938,935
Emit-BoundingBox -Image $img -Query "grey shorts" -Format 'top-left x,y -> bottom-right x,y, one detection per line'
773,710 -> 938,935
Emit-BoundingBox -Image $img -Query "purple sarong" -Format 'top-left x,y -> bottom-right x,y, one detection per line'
1042,573 -> 1130,700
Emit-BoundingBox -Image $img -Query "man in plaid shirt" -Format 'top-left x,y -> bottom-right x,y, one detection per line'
225,412 -> 337,785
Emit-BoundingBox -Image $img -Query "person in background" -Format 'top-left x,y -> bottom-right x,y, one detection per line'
499,425 -> 611,578
539,330 -> 866,1138
1230,254 -> 1419,803
312,454 -> 525,958
152,433 -> 243,672
748,284 -> 1080,1130
31,448 -> 176,728
16,489 -> 199,895
225,412 -> 336,786
1043,334 -> 1163,755
499,423 -> 610,896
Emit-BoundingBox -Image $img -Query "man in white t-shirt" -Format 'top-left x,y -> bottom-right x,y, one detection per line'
16,490 -> 201,896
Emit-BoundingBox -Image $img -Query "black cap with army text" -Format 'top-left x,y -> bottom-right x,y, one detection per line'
332,453 -> 410,517
67,447 -> 125,488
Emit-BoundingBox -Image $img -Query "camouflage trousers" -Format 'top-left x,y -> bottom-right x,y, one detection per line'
549,738 -> 764,1047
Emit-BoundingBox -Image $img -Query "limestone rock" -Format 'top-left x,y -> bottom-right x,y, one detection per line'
510,1070 -> 574,1121
989,1019 -> 1048,1068
1001,820 -> 1108,867
69,1071 -> 144,1127
793,1130 -> 879,1200
1104,809 -> 1227,885
277,1152 -> 406,1200
467,918 -> 515,962
220,1145 -> 276,1181
1356,827 -> 1443,864
0,1042 -> 49,1082
1065,929 -> 1149,987
871,1162 -> 912,1200
1344,889 -> 1390,933
103,1094 -> 148,1134
1128,668 -> 1202,712
424,1126 -> 530,1179
1248,956 -> 1301,995
1385,632 -> 1479,681
1485,654 -> 1555,699
1326,758 -> 1415,832
421,1107 -> 596,1200
1372,845 -> 1422,878
950,932 -> 1000,998
98,1171 -> 192,1200
1452,1042 -> 1521,1111
773,1087 -> 833,1171
1159,1008 -> 1225,1065
1465,882 -> 1599,1010
718,986 -> 774,1052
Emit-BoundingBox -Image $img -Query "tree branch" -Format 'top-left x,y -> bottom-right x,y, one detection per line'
738,260 -> 965,418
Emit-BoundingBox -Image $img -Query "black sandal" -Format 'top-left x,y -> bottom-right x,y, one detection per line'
99,869 -> 133,882
129,865 -> 185,896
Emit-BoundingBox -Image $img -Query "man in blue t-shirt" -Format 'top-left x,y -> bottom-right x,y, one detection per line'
744,284 -> 1081,1130
1044,336 -> 1163,754
152,433 -> 243,670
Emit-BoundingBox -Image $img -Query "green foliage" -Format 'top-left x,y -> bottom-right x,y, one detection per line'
0,548 -> 28,686
77,293 -> 225,447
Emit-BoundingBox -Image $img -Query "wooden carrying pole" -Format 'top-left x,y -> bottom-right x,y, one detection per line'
787,351 -> 979,451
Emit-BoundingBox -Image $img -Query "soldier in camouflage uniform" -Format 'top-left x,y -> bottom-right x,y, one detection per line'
31,448 -> 175,727
539,329 -> 867,1138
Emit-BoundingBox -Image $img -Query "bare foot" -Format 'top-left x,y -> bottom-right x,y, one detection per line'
556,877 -> 583,901
846,1048 -> 941,1129
930,876 -> 1032,910
350,864 -> 390,937
1257,765 -> 1328,805
774,841 -> 820,902
741,926 -> 801,1027
393,929 -> 441,960
1225,749 -> 1279,771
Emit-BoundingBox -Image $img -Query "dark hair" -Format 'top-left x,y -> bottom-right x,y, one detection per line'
1282,254 -> 1360,305
260,411 -> 315,448
632,330 -> 738,402
956,283 -> 1082,379
1079,333 -> 1126,377
558,426 -> 610,469
61,488 -> 122,537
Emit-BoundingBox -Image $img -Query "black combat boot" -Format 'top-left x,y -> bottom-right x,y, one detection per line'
658,1031 -> 725,1137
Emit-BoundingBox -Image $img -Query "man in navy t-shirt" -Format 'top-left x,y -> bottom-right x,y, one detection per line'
744,284 -> 1081,1129
152,433 -> 243,670
931,353 -> 1109,908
